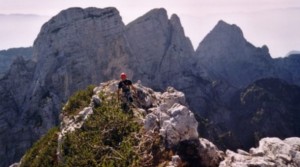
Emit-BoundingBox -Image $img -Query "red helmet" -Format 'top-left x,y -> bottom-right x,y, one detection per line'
120,73 -> 126,80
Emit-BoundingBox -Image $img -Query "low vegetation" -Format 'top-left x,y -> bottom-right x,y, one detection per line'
62,85 -> 95,116
21,127 -> 59,167
20,85 -> 172,167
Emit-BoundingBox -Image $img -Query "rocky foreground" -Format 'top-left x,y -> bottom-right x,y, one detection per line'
12,80 -> 300,167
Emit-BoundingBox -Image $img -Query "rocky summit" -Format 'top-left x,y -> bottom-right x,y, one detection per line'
1,6 -> 300,167
13,81 -> 300,167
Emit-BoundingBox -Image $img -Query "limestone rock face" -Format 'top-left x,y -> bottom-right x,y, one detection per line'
220,137 -> 300,167
0,57 -> 36,167
195,20 -> 275,89
0,7 -> 132,167
139,86 -> 198,146
25,6 -> 130,138
125,8 -> 194,90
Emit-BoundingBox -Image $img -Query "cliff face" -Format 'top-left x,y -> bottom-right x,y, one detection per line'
126,8 -> 194,90
195,20 -> 275,89
230,78 -> 300,149
201,78 -> 300,150
0,7 -> 131,167
0,57 -> 36,166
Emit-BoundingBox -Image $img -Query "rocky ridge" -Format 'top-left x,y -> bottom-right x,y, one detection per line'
14,81 -> 300,167
14,80 -> 223,166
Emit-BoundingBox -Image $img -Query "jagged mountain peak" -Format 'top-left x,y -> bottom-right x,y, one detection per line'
170,14 -> 184,33
214,20 -> 243,35
139,8 -> 168,19
34,6 -> 124,62
47,7 -> 119,25
196,20 -> 246,51
145,7 -> 167,16
38,7 -> 121,37
194,19 -> 275,88
126,8 -> 168,28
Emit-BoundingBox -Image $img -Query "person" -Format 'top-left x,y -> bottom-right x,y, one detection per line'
117,73 -> 136,104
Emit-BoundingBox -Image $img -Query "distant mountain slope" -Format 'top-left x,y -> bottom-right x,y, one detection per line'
195,21 -> 300,90
0,47 -> 33,78
201,78 -> 300,150
274,53 -> 300,85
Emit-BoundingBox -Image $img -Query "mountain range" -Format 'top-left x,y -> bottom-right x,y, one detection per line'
0,7 -> 300,167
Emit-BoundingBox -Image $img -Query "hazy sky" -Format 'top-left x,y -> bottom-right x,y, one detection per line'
0,0 -> 300,58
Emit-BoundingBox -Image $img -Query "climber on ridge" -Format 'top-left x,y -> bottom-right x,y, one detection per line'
117,72 -> 136,108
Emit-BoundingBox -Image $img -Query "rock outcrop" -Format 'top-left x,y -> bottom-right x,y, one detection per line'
142,86 -> 198,146
220,137 -> 300,167
15,80 -> 224,167
16,81 -> 300,167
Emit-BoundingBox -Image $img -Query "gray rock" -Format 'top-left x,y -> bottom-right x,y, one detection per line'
125,8 -> 194,90
160,103 -> 198,146
198,138 -> 224,167
220,137 -> 300,167
91,95 -> 101,108
144,113 -> 159,131
195,20 -> 274,89
0,47 -> 33,79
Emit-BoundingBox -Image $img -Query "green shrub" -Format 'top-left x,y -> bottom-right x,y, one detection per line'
21,86 -> 171,167
63,85 -> 95,116
61,96 -> 141,167
21,127 -> 59,167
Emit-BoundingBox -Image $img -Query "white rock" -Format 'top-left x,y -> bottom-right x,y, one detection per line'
144,113 -> 159,131
198,138 -> 224,167
159,103 -> 198,146
220,137 -> 300,167
161,87 -> 186,109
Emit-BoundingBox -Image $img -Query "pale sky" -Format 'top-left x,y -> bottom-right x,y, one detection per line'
0,0 -> 300,58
